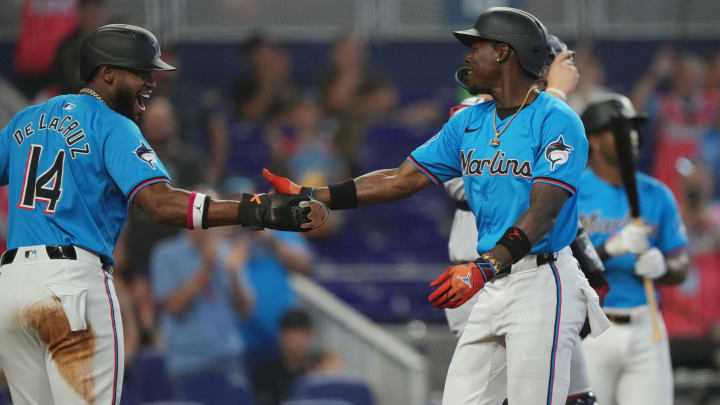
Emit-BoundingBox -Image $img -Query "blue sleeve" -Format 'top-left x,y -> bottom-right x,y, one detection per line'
150,243 -> 185,301
0,122 -> 10,186
102,117 -> 171,201
532,108 -> 588,195
407,111 -> 465,184
656,183 -> 688,253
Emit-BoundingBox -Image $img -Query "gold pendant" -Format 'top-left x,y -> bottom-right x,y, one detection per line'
490,137 -> 501,146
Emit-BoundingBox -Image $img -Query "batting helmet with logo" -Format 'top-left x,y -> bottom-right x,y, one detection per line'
80,24 -> 176,82
581,94 -> 648,134
453,7 -> 550,78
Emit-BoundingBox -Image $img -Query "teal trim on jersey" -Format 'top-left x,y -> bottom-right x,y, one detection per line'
578,168 -> 688,308
410,92 -> 588,255
1,94 -> 172,264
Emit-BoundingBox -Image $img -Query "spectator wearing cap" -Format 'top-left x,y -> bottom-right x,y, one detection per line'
251,309 -> 341,405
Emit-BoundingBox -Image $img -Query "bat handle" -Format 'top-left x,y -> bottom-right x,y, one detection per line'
643,277 -> 663,341
633,218 -> 662,341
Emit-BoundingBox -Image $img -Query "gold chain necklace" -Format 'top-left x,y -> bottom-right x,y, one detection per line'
78,87 -> 105,104
490,85 -> 538,146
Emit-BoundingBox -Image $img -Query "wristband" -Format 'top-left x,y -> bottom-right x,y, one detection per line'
546,87 -> 567,101
201,195 -> 211,229
497,226 -> 532,263
187,191 -> 208,230
328,178 -> 358,210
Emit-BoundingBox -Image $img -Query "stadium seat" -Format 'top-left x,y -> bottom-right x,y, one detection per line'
126,349 -> 173,403
173,374 -> 254,405
290,373 -> 374,405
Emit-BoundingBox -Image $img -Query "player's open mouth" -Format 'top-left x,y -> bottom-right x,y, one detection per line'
136,93 -> 150,112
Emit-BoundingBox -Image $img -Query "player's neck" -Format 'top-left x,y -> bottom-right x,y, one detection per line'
84,83 -> 113,109
590,158 -> 623,187
492,78 -> 538,109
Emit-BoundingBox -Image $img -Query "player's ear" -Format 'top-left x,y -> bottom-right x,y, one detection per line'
495,43 -> 510,63
100,65 -> 115,84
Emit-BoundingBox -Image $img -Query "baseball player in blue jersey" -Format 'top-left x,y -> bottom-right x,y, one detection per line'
263,7 -> 609,404
577,94 -> 690,405
0,24 -> 326,405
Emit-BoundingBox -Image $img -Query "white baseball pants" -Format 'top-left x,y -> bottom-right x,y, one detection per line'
442,247 -> 601,405
0,245 -> 124,405
582,305 -> 673,405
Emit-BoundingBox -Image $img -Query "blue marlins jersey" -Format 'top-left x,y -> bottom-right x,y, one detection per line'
0,94 -> 171,264
578,168 -> 687,308
410,92 -> 588,254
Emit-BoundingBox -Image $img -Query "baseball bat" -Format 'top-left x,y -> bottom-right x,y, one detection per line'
611,123 -> 662,341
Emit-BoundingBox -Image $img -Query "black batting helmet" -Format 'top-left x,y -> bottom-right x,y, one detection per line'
581,94 -> 648,134
453,7 -> 550,78
80,24 -> 176,82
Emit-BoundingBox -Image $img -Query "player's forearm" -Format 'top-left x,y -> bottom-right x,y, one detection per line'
657,250 -> 690,285
314,162 -> 432,207
134,182 -> 247,227
514,183 -> 569,245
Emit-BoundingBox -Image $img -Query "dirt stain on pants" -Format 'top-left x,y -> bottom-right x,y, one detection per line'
24,297 -> 96,403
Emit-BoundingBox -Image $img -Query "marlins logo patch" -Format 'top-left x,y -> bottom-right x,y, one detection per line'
133,142 -> 158,169
544,134 -> 574,171
62,103 -> 75,110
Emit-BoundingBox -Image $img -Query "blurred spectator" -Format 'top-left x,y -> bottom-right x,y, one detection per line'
50,0 -> 106,95
661,160 -> 720,337
251,309 -> 342,405
316,34 -> 397,119
216,35 -> 297,182
631,47 -> 720,203
273,94 -> 350,186
566,48 -> 613,114
141,96 -> 207,187
220,177 -> 313,363
231,34 -> 297,123
150,197 -> 255,394
13,0 -> 77,100
316,33 -> 398,174
699,109 -> 720,201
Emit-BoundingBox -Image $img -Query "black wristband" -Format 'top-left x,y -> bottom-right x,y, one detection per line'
237,193 -> 264,230
328,178 -> 358,210
201,195 -> 211,229
497,226 -> 532,264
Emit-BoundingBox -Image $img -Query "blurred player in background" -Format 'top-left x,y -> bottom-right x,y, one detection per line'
0,24 -> 325,405
263,7 -> 609,404
578,94 -> 690,405
445,34 -> 603,405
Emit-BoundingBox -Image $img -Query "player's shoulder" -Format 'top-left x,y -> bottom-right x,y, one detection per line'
636,172 -> 675,199
538,92 -> 583,124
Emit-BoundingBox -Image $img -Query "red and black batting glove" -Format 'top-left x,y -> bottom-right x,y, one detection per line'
428,257 -> 497,309
262,168 -> 313,197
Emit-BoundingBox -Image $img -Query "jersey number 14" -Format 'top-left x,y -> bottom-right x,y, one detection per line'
18,145 -> 65,214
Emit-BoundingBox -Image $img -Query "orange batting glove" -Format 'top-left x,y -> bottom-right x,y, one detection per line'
428,258 -> 497,309
262,168 -> 313,196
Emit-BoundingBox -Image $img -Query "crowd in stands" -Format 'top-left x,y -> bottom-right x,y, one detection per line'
3,0 -> 720,403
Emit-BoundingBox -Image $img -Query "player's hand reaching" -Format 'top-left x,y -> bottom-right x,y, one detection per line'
604,221 -> 651,257
634,248 -> 667,279
428,257 -> 497,309
238,192 -> 328,232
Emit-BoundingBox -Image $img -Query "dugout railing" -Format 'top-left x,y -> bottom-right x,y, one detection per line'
290,273 -> 429,405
